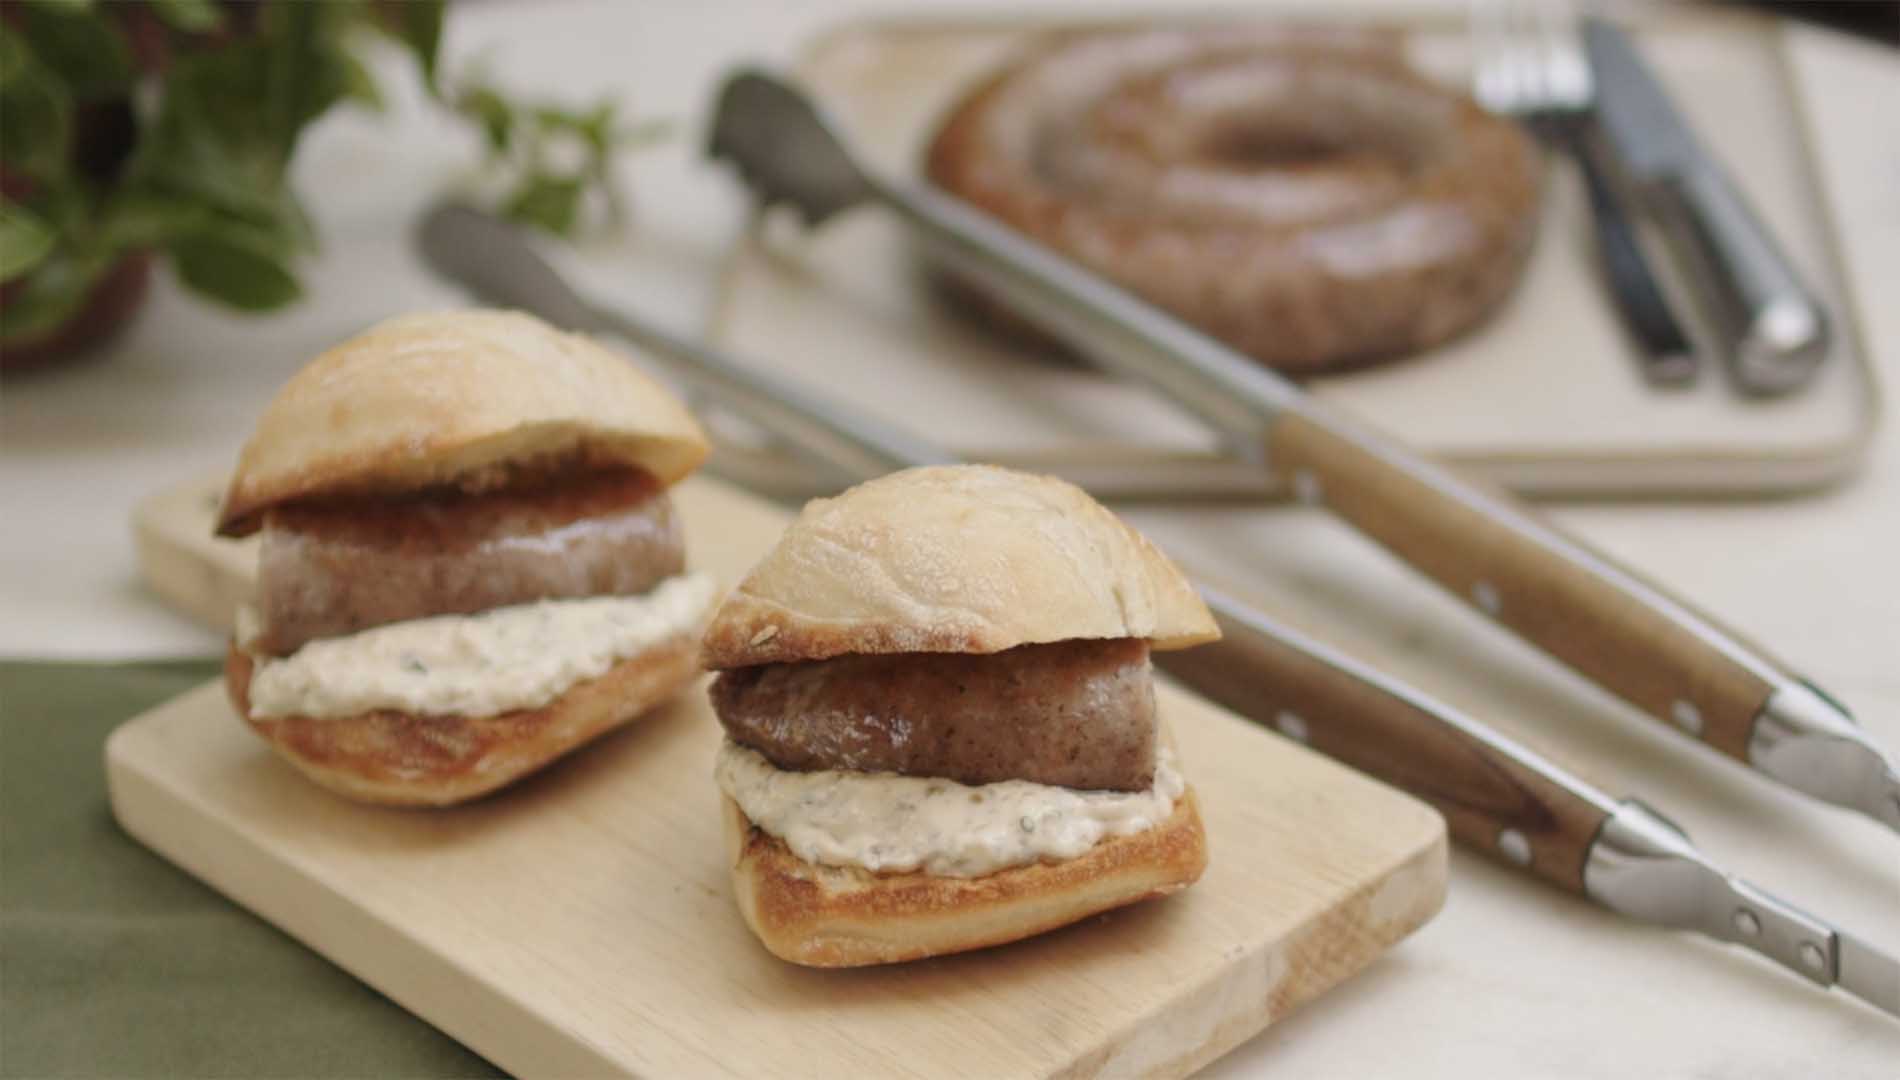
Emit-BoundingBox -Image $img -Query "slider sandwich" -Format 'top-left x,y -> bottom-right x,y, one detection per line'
219,310 -> 716,806
704,465 -> 1219,966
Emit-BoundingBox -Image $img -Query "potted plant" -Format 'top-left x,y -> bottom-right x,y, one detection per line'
0,0 -> 659,371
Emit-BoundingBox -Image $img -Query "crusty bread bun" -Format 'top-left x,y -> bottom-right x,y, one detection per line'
219,308 -> 715,806
708,465 -> 1215,966
722,788 -> 1207,967
218,309 -> 710,536
225,633 -> 701,807
702,465 -> 1219,669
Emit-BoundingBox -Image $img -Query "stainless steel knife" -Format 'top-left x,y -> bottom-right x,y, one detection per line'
416,202 -> 1899,1021
1583,16 -> 1830,395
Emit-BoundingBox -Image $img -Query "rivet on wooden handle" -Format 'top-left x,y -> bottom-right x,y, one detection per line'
1268,413 -> 1778,758
1161,615 -> 1611,892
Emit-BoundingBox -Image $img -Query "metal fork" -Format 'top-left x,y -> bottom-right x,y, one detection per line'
1471,0 -> 1697,386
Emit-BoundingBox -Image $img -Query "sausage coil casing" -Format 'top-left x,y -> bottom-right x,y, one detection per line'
925,27 -> 1543,373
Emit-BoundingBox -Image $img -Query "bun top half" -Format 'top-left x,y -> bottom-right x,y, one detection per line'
217,310 -> 710,535
702,465 -> 1218,668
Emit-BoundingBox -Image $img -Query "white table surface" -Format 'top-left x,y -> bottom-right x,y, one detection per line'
2,2 -> 1895,1076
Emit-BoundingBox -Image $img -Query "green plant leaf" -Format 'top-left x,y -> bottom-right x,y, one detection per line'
23,0 -> 95,12
395,0 -> 445,87
18,3 -> 135,100
340,51 -> 385,112
259,3 -> 351,159
503,174 -> 585,235
169,226 -> 302,311
148,0 -> 223,32
529,104 -> 590,133
95,191 -> 210,249
124,26 -> 330,254
0,199 -> 57,282
0,30 -> 73,181
0,26 -> 26,83
128,108 -> 287,241
0,246 -> 107,343
615,118 -> 671,147
459,85 -> 514,156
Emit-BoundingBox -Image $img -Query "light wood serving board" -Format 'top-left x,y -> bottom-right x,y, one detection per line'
700,9 -> 1878,500
112,475 -> 1448,1078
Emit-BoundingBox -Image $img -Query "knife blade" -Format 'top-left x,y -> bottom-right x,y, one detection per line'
1583,16 -> 1829,394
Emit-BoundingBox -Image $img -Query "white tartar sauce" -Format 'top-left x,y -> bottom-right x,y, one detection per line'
242,573 -> 717,719
715,740 -> 1184,878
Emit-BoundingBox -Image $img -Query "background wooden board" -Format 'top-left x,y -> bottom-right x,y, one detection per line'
704,10 -> 1876,499
111,475 -> 1448,1078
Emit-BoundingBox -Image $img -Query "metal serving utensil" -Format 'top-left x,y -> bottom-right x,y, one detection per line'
1470,0 -> 1696,386
704,68 -> 1900,838
1583,16 -> 1831,396
416,203 -> 1898,1020
417,206 -> 1302,506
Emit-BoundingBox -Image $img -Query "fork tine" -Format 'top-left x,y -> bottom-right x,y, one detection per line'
1470,0 -> 1555,117
1506,0 -> 1545,114
1535,0 -> 1593,110
1468,0 -> 1515,113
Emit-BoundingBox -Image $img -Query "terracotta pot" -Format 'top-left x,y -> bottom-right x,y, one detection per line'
0,252 -> 154,374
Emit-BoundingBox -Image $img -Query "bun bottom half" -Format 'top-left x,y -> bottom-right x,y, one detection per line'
225,634 -> 699,807
722,787 -> 1207,968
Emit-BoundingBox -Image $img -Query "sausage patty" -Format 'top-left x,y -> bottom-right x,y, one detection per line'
711,638 -> 1156,792
254,469 -> 682,655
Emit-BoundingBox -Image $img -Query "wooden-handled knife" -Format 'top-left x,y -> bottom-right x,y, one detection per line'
703,69 -> 1900,838
1583,16 -> 1830,396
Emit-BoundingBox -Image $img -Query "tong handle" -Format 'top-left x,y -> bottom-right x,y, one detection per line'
1163,590 -> 1616,893
868,172 -> 1867,818
1267,412 -> 1785,762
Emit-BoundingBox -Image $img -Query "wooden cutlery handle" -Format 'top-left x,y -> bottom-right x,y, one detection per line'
1162,594 -> 1615,892
1267,412 -> 1783,761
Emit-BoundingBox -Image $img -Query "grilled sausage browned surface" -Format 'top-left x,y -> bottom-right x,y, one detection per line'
924,28 -> 1542,375
254,469 -> 683,655
712,638 -> 1157,792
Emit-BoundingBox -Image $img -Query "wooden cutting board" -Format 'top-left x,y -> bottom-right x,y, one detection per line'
699,9 -> 1877,500
112,475 -> 1448,1079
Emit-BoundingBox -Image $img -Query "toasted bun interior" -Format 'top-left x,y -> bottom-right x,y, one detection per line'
218,309 -> 710,535
723,789 -> 1207,967
225,633 -> 701,807
702,465 -> 1218,667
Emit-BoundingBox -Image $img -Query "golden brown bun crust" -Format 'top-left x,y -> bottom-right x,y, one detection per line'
225,634 -> 701,806
701,465 -> 1218,668
218,310 -> 710,536
723,788 -> 1207,967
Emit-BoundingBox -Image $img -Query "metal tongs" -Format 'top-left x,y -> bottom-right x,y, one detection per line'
703,71 -> 1899,837
714,69 -> 1900,825
417,203 -> 1896,1019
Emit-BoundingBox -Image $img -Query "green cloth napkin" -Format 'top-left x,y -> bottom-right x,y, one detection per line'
0,660 -> 504,1079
